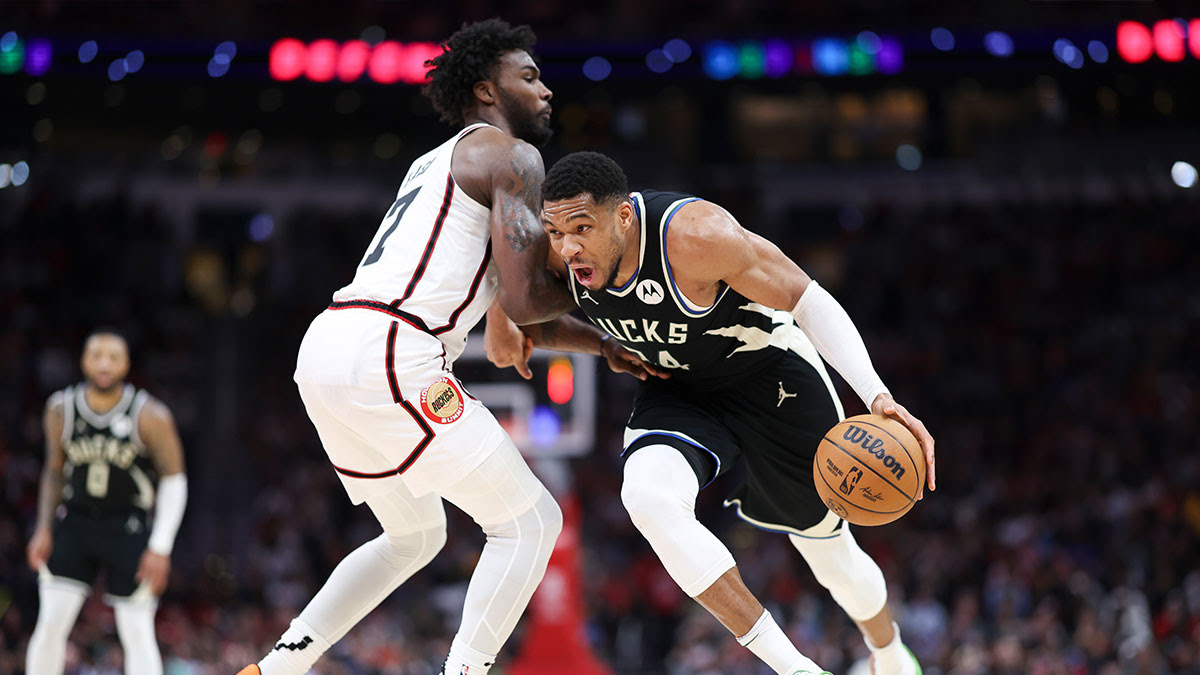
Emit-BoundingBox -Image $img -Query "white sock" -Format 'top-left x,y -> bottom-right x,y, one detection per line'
867,622 -> 916,675
443,638 -> 495,674
257,617 -> 331,675
113,598 -> 163,675
736,610 -> 823,675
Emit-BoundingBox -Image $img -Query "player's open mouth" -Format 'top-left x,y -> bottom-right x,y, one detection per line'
571,266 -> 596,286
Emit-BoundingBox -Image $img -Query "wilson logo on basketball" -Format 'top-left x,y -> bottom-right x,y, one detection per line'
842,425 -> 907,479
420,377 -> 464,424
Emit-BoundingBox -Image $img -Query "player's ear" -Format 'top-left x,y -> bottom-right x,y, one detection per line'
616,200 -> 634,232
473,80 -> 497,107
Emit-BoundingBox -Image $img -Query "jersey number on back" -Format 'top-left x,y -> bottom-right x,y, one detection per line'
362,187 -> 421,266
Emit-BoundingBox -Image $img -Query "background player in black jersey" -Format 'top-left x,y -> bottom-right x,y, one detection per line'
486,152 -> 936,675
25,329 -> 188,675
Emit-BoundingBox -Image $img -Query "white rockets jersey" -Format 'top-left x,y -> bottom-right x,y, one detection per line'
332,123 -> 499,361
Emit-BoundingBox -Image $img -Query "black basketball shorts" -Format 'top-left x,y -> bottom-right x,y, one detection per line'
47,509 -> 150,598
623,350 -> 846,536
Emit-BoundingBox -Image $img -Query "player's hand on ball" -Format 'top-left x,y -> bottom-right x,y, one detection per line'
484,311 -> 533,380
27,527 -> 53,572
601,338 -> 669,381
870,393 -> 935,496
137,550 -> 171,596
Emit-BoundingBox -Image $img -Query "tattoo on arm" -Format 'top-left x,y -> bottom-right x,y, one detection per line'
498,151 -> 542,255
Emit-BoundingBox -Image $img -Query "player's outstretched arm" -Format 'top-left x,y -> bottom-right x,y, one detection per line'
484,301 -> 665,381
671,200 -> 935,491
137,397 -> 188,595
27,394 -> 67,572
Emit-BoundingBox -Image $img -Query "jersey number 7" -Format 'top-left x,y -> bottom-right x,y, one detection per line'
362,187 -> 421,266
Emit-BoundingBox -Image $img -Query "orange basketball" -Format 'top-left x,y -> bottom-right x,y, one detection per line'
813,414 -> 925,526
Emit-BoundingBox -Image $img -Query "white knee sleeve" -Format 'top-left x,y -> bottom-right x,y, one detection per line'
789,523 -> 887,622
622,445 -> 736,597
27,579 -> 88,675
113,598 -> 163,675
437,438 -> 562,671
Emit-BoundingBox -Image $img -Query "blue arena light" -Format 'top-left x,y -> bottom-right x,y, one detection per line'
78,40 -> 98,63
812,38 -> 849,76
763,39 -> 792,77
26,39 -> 51,76
1088,40 -> 1109,63
931,27 -> 955,51
984,31 -> 1014,57
1053,38 -> 1084,69
582,56 -> 611,81
124,50 -> 144,73
856,31 -> 882,55
877,37 -> 903,74
663,38 -> 691,63
207,57 -> 230,77
646,48 -> 672,73
896,144 -> 922,171
107,58 -> 127,81
0,32 -> 17,52
702,41 -> 739,80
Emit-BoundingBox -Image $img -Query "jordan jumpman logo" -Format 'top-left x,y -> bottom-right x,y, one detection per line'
579,290 -> 599,304
777,382 -> 796,407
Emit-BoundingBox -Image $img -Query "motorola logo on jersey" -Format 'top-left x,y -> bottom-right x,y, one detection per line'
420,377 -> 465,424
110,414 -> 134,439
636,279 -> 665,305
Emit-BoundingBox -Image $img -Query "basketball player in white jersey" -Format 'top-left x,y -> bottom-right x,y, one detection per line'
239,19 -> 654,675
27,329 -> 188,675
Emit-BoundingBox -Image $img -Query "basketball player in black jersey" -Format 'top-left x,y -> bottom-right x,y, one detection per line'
26,329 -> 188,675
485,152 -> 936,674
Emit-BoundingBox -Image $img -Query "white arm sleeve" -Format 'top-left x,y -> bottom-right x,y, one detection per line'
790,281 -> 889,410
148,473 -> 187,556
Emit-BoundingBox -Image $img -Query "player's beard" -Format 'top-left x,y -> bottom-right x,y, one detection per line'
498,86 -> 552,147
88,377 -> 123,395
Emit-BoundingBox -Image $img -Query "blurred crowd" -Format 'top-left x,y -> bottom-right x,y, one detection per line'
1,172 -> 1198,675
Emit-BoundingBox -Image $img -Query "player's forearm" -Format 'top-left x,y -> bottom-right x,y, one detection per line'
148,473 -> 187,556
498,270 -> 576,325
790,280 -> 889,409
521,314 -> 607,354
34,468 -> 63,532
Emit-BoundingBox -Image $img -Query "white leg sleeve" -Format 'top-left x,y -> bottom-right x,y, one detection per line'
258,483 -> 447,675
112,597 -> 162,675
789,522 -> 888,622
437,437 -> 562,674
26,579 -> 88,675
621,444 -> 736,597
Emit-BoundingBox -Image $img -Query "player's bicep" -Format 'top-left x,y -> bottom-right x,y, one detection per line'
43,394 -> 67,470
139,399 -> 186,476
722,230 -> 811,311
488,142 -> 547,271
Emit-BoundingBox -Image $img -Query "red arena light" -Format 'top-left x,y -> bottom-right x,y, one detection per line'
1116,21 -> 1154,63
1153,19 -> 1186,62
1191,20 -> 1200,59
269,38 -> 439,84
337,40 -> 371,82
269,38 -> 307,81
368,41 -> 403,84
306,39 -> 339,82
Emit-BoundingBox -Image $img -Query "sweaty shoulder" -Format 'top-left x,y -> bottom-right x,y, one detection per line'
663,199 -> 750,285
451,127 -> 542,207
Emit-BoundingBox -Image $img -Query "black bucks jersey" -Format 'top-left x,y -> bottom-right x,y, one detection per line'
57,384 -> 157,515
566,190 -> 823,391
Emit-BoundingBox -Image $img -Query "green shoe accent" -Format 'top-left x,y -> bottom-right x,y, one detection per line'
907,645 -> 923,675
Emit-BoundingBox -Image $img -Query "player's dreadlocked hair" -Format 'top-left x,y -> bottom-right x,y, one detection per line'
544,151 -> 629,208
422,18 -> 537,127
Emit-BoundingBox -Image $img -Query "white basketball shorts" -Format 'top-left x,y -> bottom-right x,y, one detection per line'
294,306 -> 508,503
